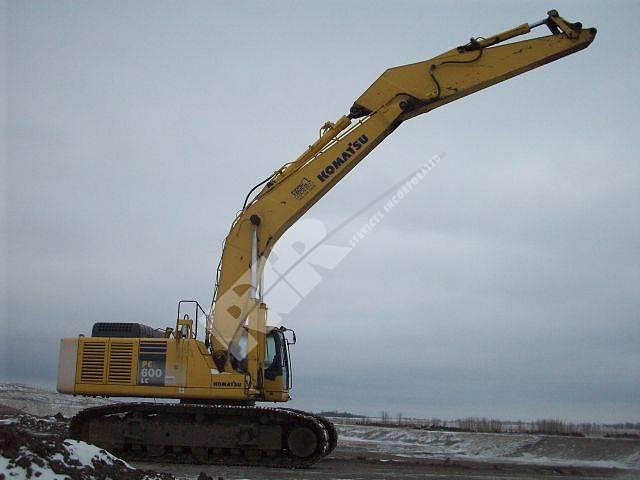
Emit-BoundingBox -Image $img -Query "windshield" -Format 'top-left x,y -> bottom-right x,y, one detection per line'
264,330 -> 290,387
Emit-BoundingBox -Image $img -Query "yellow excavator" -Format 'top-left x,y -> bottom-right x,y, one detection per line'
58,10 -> 595,467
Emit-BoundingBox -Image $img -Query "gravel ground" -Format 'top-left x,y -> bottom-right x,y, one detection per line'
136,451 -> 632,480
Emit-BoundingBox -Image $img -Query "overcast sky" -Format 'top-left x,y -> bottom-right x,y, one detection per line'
2,1 -> 639,423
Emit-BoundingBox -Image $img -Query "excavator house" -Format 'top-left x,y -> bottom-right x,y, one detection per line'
57,10 -> 595,467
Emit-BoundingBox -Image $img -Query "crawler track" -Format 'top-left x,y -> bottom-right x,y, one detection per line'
70,403 -> 334,468
283,408 -> 338,455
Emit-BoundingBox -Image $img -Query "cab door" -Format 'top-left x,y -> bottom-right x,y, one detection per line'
262,330 -> 291,402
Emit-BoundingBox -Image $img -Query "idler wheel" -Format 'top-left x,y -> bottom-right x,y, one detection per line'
287,426 -> 318,458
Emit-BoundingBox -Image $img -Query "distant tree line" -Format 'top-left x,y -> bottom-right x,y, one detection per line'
323,411 -> 640,438
317,410 -> 366,419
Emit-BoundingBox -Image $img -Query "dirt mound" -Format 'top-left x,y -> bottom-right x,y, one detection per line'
0,409 -> 173,480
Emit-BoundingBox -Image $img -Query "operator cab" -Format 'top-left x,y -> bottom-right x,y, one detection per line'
263,327 -> 295,401
227,326 -> 295,397
264,328 -> 291,386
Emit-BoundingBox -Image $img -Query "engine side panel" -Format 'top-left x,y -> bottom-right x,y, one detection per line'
60,336 -> 255,401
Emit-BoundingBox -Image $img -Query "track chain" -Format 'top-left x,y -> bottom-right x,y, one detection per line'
281,408 -> 338,455
70,402 -> 333,468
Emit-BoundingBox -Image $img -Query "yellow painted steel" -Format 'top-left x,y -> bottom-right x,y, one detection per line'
58,10 -> 595,404
67,336 -> 251,400
208,11 -> 596,371
62,319 -> 290,401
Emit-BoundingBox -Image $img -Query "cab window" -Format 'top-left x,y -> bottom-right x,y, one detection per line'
264,333 -> 277,369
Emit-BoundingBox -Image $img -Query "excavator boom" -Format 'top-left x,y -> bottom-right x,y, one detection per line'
208,10 -> 596,367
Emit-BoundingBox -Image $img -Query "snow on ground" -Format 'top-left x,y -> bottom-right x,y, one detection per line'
0,428 -> 137,480
1,452 -> 69,480
52,439 -> 133,470
0,401 -> 173,479
336,423 -> 640,470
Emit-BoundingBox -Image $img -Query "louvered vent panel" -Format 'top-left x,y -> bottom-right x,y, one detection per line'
80,342 -> 106,383
139,341 -> 167,355
108,343 -> 134,384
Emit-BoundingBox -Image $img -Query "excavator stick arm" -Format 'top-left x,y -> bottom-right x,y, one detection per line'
351,10 -> 596,120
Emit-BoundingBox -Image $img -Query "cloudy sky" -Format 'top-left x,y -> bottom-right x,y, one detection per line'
3,1 -> 639,423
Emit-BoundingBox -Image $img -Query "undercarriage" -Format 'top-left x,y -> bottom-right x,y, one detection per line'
70,402 -> 336,467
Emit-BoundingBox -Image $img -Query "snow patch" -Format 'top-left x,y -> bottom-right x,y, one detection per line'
62,438 -> 131,468
1,452 -> 68,480
337,424 -> 640,470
